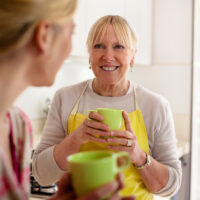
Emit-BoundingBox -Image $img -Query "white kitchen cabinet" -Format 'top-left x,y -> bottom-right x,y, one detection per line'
71,0 -> 152,65
124,0 -> 152,65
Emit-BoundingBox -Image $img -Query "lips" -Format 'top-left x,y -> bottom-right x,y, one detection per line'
100,65 -> 119,71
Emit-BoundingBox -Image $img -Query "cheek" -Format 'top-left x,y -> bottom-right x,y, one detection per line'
90,52 -> 102,63
60,27 -> 73,57
119,54 -> 132,65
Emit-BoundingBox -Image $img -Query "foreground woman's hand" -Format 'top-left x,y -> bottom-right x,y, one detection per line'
48,173 -> 135,200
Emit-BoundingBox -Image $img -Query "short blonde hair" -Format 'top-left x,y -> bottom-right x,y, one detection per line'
0,0 -> 77,55
86,15 -> 137,52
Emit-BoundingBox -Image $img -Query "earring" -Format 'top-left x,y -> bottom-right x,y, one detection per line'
89,59 -> 92,69
130,66 -> 134,72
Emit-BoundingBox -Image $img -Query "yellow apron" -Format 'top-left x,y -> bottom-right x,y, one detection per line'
66,81 -> 154,200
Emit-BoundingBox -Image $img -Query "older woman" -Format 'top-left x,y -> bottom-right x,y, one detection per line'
33,15 -> 182,199
0,1 -> 130,200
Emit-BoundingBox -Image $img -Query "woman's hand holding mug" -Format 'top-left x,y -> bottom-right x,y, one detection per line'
49,172 -> 135,200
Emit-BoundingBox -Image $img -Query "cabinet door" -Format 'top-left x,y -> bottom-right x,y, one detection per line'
71,0 -> 152,65
85,0 -> 124,33
124,0 -> 152,65
71,0 -> 87,57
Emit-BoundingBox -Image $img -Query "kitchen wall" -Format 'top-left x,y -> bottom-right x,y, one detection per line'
14,0 -> 192,145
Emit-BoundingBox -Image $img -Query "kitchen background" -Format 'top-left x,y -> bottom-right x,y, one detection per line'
13,0 -> 194,199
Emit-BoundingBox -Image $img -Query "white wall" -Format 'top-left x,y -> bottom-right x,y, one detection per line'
152,0 -> 192,65
14,0 -> 192,141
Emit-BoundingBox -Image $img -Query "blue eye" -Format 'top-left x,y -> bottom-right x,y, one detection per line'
115,44 -> 124,49
94,44 -> 103,49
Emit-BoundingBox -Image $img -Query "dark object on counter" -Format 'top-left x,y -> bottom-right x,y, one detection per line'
30,150 -> 57,197
30,173 -> 57,196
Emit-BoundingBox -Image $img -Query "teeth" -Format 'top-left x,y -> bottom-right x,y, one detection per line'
101,66 -> 118,71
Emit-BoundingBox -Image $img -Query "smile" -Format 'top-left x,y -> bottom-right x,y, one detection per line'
100,66 -> 119,71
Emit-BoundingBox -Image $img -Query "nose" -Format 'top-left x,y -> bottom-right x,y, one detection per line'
102,48 -> 114,62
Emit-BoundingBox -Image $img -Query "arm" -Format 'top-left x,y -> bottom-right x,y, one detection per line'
151,103 -> 182,196
32,90 -> 110,186
135,102 -> 182,196
106,102 -> 181,196
32,91 -> 67,185
106,111 -> 169,193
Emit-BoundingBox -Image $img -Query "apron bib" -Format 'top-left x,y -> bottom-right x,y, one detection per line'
67,81 -> 154,200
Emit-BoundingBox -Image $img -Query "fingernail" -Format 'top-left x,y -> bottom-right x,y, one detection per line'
107,138 -> 111,143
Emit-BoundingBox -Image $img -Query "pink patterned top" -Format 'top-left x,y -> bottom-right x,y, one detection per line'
0,107 -> 32,200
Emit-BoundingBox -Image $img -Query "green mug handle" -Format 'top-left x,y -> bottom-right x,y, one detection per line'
86,110 -> 98,120
113,152 -> 130,172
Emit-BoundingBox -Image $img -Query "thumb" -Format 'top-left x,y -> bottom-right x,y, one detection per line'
122,111 -> 133,132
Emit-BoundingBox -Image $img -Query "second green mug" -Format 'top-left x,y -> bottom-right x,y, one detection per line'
67,150 -> 130,197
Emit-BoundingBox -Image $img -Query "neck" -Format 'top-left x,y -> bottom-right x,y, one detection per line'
0,55 -> 29,119
92,78 -> 130,97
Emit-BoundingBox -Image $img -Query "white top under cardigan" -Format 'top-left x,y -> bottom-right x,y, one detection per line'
32,79 -> 182,197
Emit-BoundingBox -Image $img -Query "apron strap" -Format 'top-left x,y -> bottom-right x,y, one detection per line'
70,80 -> 90,115
133,84 -> 140,110
70,80 -> 140,114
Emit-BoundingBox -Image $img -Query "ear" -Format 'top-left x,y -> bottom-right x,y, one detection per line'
130,49 -> 136,66
130,55 -> 135,66
34,20 -> 53,53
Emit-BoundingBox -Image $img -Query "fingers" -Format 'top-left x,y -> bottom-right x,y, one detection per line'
78,180 -> 119,200
84,119 -> 109,131
116,173 -> 124,190
57,173 -> 73,194
85,126 -> 110,137
48,173 -> 76,200
58,192 -> 76,200
107,145 -> 133,152
88,111 -> 104,121
110,130 -> 134,139
107,137 -> 134,146
122,111 -> 133,132
109,192 -> 121,200
86,134 -> 108,144
122,196 -> 136,200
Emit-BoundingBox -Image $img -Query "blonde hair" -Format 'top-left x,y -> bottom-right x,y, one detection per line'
0,0 -> 77,55
86,15 -> 137,52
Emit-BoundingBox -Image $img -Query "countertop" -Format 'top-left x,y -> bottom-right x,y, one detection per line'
29,194 -> 49,200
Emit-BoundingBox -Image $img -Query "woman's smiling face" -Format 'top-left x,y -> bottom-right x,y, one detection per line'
89,25 -> 134,86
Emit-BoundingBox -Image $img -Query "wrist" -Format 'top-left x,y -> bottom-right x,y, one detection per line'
133,151 -> 146,166
133,152 -> 151,170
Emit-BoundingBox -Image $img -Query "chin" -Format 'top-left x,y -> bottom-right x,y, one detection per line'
33,78 -> 55,87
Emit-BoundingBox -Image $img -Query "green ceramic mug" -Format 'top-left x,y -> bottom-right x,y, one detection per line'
86,108 -> 123,131
67,151 -> 130,197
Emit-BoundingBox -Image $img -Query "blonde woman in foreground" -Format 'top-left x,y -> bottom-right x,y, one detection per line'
0,1 -> 134,199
